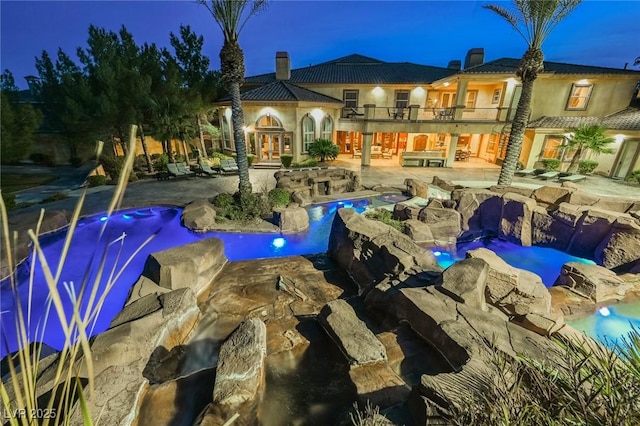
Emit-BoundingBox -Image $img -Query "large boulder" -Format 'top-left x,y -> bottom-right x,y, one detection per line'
554,262 -> 630,302
453,189 -> 502,240
531,186 -> 574,207
567,208 -> 625,259
143,238 -> 227,295
466,248 -> 551,316
328,208 -> 441,295
432,176 -> 459,192
499,192 -> 537,246
403,219 -> 434,244
348,364 -> 411,410
439,258 -> 489,309
181,199 -> 217,232
417,207 -> 461,244
404,178 -> 430,198
595,216 -> 640,272
213,318 -> 267,406
273,207 -> 309,234
531,203 -> 581,251
319,299 -> 387,367
489,185 -> 534,198
393,202 -> 422,221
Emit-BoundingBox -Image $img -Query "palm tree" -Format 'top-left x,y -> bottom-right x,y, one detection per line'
198,0 -> 268,195
484,0 -> 581,185
563,124 -> 614,173
634,56 -> 640,67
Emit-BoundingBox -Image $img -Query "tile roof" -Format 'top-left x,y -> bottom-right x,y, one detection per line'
219,81 -> 343,104
245,54 -> 457,85
528,108 -> 640,131
463,58 -> 640,75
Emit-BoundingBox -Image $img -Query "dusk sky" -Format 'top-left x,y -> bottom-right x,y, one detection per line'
1,1 -> 639,89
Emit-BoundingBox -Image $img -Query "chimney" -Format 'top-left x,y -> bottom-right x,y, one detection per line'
464,48 -> 485,69
275,52 -> 290,81
447,60 -> 461,71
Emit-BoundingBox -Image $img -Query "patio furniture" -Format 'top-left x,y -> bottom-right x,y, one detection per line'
382,148 -> 392,159
346,107 -> 364,118
558,174 -> 587,183
515,168 -> 537,176
176,162 -> 196,177
535,171 -> 560,180
352,148 -> 361,158
220,159 -> 239,174
166,163 -> 189,179
455,150 -> 470,161
400,151 -> 447,167
394,108 -> 406,120
371,146 -> 382,158
196,160 -> 220,177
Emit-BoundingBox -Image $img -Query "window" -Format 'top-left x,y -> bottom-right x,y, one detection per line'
221,116 -> 232,149
395,91 -> 410,109
491,89 -> 501,104
465,91 -> 478,110
256,114 -> 282,128
566,84 -> 593,110
301,114 -> 315,152
440,92 -> 457,108
541,136 -> 565,159
343,90 -> 358,108
320,115 -> 333,141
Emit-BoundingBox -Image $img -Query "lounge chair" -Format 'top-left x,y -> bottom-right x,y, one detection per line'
220,159 -> 239,174
352,148 -> 361,158
535,171 -> 560,180
176,162 -> 196,177
558,174 -> 587,183
515,168 -> 537,176
166,163 -> 189,179
196,160 -> 219,177
382,149 -> 392,159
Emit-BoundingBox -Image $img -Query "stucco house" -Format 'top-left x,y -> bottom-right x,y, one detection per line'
215,49 -> 640,179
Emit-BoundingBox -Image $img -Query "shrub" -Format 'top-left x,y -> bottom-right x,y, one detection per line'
308,138 -> 339,162
626,169 -> 640,184
133,155 -> 148,172
212,193 -> 234,209
281,154 -> 293,168
207,148 -> 223,157
174,153 -> 186,163
364,209 -> 405,232
578,160 -> 599,174
41,191 -> 69,204
151,153 -> 168,171
541,158 -> 561,171
268,188 -> 290,208
246,154 -> 255,165
1,192 -> 16,211
233,191 -> 269,219
87,175 -> 107,187
101,155 -> 125,180
210,152 -> 229,160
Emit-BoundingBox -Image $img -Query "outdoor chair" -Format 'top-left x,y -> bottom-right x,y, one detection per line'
515,168 -> 537,176
558,174 -> 587,183
176,162 -> 196,177
535,171 -> 560,180
346,107 -> 364,118
196,160 -> 219,177
220,159 -> 239,174
352,148 -> 361,158
382,149 -> 392,159
166,163 -> 188,179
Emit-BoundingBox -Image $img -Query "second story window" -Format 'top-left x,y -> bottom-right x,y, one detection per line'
343,90 -> 359,108
395,91 -> 410,109
465,91 -> 478,110
566,84 -> 593,110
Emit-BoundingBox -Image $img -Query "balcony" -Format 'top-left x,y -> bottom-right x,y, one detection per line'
340,106 -> 512,122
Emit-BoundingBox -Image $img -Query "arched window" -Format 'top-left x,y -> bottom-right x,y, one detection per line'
256,114 -> 283,128
301,114 -> 315,153
320,115 -> 333,141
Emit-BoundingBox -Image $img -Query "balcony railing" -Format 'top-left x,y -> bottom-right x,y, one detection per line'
340,106 -> 511,122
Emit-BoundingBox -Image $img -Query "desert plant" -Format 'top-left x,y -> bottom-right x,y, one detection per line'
577,159 -> 599,175
246,154 -> 255,165
280,154 -> 293,168
563,124 -> 614,173
308,138 -> 339,163
541,158 -> 561,171
87,175 -> 107,187
625,169 -> 640,184
151,153 -> 169,171
364,209 -> 405,232
268,188 -> 290,208
349,401 -> 390,426
0,126 -> 144,425
212,192 -> 234,209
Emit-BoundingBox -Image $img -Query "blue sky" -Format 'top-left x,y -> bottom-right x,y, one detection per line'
1,0 -> 639,89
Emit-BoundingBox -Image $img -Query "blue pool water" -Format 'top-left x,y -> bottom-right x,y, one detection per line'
1,199 -> 637,357
569,303 -> 640,347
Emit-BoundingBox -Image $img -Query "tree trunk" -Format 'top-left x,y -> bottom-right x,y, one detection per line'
166,140 -> 175,163
138,123 -> 154,173
229,82 -> 252,194
182,139 -> 190,166
197,114 -> 208,158
567,145 -> 583,173
497,48 -> 543,185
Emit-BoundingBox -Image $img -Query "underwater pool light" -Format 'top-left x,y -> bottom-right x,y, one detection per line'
99,216 -> 108,222
598,307 -> 611,317
122,214 -> 132,220
433,251 -> 442,256
272,237 -> 286,249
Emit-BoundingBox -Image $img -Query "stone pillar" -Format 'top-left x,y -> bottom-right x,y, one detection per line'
408,104 -> 419,121
364,104 -> 375,120
362,132 -> 373,166
446,133 -> 460,167
454,80 -> 468,120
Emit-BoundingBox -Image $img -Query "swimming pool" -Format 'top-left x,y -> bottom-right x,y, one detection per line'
1,199 -> 636,357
